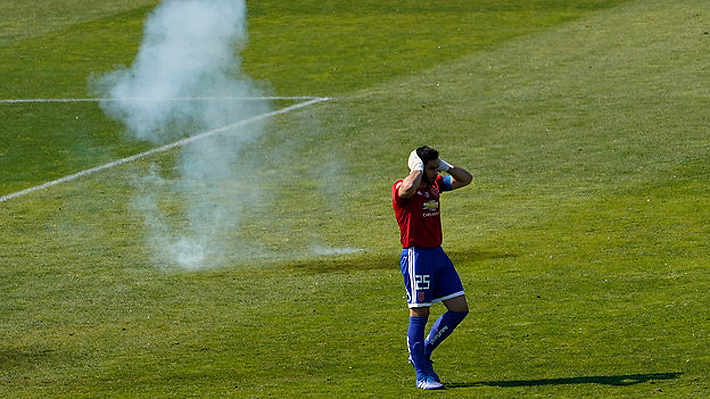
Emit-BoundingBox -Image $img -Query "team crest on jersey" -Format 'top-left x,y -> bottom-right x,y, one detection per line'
431,185 -> 440,196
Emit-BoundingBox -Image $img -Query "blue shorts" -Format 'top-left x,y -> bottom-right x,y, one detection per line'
400,246 -> 465,308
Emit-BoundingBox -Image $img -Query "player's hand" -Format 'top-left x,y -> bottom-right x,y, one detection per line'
408,150 -> 424,173
438,158 -> 453,172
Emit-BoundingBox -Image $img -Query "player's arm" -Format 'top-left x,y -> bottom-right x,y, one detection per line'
398,150 -> 424,198
439,159 -> 472,190
398,168 -> 423,198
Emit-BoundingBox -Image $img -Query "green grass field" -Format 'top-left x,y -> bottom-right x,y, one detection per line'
2,0 -> 710,397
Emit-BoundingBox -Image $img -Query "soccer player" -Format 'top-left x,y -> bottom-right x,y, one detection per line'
392,146 -> 473,389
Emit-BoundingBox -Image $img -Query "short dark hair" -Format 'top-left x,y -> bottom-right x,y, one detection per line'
416,146 -> 439,164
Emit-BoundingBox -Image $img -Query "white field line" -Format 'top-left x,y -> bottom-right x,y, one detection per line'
0,96 -> 322,104
0,96 -> 330,203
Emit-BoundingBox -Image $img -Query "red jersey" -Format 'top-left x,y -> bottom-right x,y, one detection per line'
392,175 -> 451,248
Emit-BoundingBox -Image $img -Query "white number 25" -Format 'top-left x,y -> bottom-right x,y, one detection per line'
414,275 -> 430,290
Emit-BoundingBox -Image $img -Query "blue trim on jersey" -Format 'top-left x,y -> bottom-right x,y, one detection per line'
441,176 -> 453,191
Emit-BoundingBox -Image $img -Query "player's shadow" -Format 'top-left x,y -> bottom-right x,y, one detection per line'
446,372 -> 682,389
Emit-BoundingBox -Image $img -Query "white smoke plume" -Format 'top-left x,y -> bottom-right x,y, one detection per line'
95,0 -> 267,143
93,0 -> 271,269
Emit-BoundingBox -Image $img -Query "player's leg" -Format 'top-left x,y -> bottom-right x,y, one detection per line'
424,249 -> 468,359
408,307 -> 442,389
425,295 -> 469,358
407,306 -> 430,378
401,247 -> 442,389
410,306 -> 430,317
442,293 -> 468,312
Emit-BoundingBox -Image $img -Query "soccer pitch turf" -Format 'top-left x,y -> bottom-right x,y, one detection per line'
1,0 -> 710,397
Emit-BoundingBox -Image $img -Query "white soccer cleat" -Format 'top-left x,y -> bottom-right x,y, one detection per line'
409,355 -> 440,382
416,375 -> 444,390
